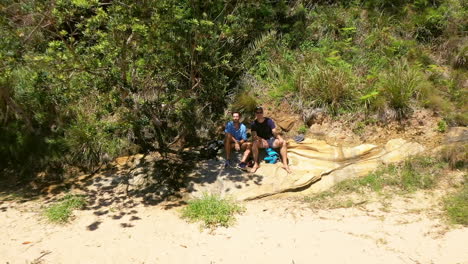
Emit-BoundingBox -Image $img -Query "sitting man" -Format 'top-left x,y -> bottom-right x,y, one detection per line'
224,111 -> 252,168
250,106 -> 291,173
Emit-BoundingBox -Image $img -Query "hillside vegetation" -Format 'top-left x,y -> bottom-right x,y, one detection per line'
1,0 -> 466,180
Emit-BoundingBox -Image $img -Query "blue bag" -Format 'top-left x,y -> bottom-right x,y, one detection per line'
264,148 -> 279,164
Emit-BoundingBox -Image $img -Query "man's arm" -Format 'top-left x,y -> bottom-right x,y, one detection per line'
251,123 -> 258,141
272,128 -> 279,138
240,125 -> 248,144
269,119 -> 279,138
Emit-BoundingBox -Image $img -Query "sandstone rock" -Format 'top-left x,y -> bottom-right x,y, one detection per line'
380,138 -> 425,164
187,138 -> 424,201
303,108 -> 326,126
309,124 -> 324,134
115,154 -> 144,167
277,117 -> 296,132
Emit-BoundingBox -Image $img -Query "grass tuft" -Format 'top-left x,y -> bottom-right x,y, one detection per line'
44,194 -> 87,223
375,60 -> 423,119
444,177 -> 468,226
305,156 -> 445,209
232,92 -> 258,115
299,64 -> 355,114
182,193 -> 244,229
440,144 -> 467,169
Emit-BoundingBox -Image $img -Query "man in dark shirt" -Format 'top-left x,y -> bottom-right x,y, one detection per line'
250,106 -> 291,173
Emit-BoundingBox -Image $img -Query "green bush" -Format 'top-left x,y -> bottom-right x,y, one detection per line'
413,6 -> 448,42
266,63 -> 297,100
182,193 -> 244,229
64,112 -> 130,172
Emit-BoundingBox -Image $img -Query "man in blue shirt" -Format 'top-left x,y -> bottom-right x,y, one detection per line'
224,111 -> 251,168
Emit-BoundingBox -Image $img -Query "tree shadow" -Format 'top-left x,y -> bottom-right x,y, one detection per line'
185,158 -> 265,197
0,148 -> 269,231
86,221 -> 102,231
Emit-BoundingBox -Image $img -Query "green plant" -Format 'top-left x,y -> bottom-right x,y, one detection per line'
437,120 -> 447,132
414,9 -> 446,42
359,90 -> 380,110
421,91 -> 452,113
44,194 -> 87,223
298,125 -> 307,134
444,178 -> 468,226
181,193 -> 244,229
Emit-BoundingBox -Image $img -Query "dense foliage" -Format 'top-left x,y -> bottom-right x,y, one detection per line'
1,0 -> 466,178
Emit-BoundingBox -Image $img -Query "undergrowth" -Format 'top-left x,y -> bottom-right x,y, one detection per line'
241,1 -> 467,125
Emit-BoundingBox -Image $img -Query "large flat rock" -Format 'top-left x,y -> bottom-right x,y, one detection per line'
187,138 -> 425,201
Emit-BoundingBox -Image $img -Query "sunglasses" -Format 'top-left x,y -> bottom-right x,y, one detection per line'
255,111 -> 263,114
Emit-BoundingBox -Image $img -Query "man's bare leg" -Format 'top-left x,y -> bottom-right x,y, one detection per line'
240,142 -> 252,163
224,134 -> 234,161
250,141 -> 260,173
279,141 -> 291,173
251,139 -> 268,173
273,138 -> 291,174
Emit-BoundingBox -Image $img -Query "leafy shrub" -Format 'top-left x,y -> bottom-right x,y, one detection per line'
64,113 -> 131,172
413,6 -> 448,42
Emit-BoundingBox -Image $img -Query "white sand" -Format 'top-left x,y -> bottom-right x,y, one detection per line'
1,193 -> 467,264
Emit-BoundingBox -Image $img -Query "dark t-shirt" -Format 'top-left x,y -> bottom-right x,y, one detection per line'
251,117 -> 276,140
